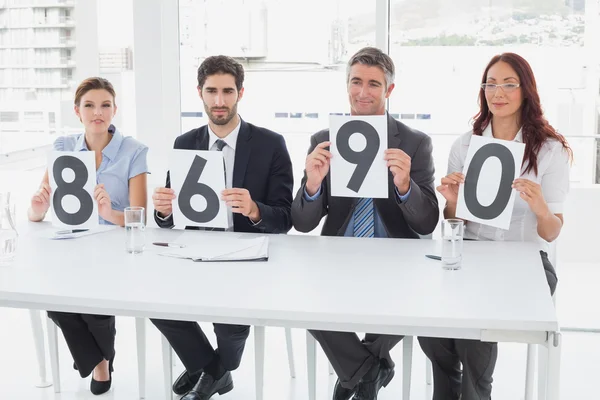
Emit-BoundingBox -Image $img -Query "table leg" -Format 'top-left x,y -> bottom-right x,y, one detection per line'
545,332 -> 561,400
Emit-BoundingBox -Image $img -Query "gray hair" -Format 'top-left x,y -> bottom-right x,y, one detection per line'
346,47 -> 395,88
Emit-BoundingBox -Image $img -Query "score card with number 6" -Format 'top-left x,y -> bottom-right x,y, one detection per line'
169,149 -> 229,230
48,151 -> 99,229
330,115 -> 388,198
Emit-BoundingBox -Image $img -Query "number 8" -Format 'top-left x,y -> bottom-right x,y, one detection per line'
53,155 -> 94,225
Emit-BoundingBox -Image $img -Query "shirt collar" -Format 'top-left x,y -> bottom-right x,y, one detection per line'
207,118 -> 241,151
74,125 -> 123,160
482,123 -> 523,143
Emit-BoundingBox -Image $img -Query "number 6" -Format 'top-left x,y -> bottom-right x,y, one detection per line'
178,155 -> 220,223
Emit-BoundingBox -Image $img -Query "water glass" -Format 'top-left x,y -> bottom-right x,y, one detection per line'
0,192 -> 18,266
124,207 -> 145,254
441,219 -> 464,270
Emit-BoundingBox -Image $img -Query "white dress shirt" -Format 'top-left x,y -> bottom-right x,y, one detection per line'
448,124 -> 570,246
208,120 -> 241,231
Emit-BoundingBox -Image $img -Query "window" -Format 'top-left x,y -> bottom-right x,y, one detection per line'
390,0 -> 598,184
178,0 -> 377,195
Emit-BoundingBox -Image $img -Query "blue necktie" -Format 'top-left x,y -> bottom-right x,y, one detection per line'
353,198 -> 374,238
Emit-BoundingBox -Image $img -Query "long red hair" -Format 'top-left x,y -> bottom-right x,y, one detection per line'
472,52 -> 572,175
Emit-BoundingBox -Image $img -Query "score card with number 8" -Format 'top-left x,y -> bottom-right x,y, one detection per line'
48,151 -> 99,229
330,115 -> 388,198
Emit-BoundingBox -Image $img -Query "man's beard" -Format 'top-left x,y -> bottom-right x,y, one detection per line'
205,103 -> 238,126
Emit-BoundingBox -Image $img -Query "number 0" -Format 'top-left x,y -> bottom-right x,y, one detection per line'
464,143 -> 515,220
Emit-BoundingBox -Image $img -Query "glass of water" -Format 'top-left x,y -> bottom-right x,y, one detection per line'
441,219 -> 464,270
124,207 -> 145,254
0,192 -> 18,266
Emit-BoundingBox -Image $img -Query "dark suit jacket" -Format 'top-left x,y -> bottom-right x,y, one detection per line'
292,114 -> 439,238
155,119 -> 293,234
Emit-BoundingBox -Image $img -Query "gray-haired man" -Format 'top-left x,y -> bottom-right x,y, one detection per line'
291,47 -> 439,400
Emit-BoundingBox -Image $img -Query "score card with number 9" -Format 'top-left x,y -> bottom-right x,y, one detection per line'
330,115 -> 388,198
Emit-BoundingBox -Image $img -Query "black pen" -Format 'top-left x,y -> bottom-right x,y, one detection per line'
56,229 -> 89,235
153,242 -> 186,248
425,254 -> 442,261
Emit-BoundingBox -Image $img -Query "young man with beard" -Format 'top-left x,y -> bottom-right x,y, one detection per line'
150,55 -> 294,400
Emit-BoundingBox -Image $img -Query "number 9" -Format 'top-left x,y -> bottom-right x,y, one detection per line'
336,120 -> 380,193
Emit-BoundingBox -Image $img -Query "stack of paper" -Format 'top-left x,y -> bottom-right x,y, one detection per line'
160,236 -> 269,262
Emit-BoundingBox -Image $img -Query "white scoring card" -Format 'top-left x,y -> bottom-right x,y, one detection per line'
169,149 -> 229,230
48,151 -> 99,229
330,115 -> 388,198
456,135 -> 525,230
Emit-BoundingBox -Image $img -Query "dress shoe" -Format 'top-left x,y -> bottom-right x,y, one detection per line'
90,357 -> 114,396
332,377 -> 357,400
173,369 -> 202,395
352,361 -> 394,400
181,370 -> 233,400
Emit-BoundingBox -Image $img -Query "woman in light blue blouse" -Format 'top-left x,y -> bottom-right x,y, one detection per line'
27,77 -> 148,395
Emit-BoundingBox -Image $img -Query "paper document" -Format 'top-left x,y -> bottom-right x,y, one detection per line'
159,236 -> 269,262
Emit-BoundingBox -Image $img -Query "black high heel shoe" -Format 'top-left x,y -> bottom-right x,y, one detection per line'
90,357 -> 114,395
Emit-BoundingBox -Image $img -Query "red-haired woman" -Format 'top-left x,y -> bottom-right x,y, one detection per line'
418,53 -> 572,400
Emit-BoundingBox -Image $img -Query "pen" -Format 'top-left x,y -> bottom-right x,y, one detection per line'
153,242 -> 186,248
425,254 -> 442,261
56,229 -> 89,235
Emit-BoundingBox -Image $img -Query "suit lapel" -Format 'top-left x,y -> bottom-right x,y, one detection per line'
387,113 -> 402,149
195,126 -> 210,150
233,119 -> 251,188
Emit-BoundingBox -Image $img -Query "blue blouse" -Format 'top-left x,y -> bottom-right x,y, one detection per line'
53,125 -> 149,225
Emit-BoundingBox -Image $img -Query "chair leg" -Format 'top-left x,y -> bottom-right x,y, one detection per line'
30,310 -> 52,388
284,327 -> 296,378
306,331 -> 317,400
426,359 -> 432,385
254,326 -> 265,400
328,361 -> 334,375
161,335 -> 173,400
46,316 -> 61,393
135,318 -> 146,399
402,336 -> 413,400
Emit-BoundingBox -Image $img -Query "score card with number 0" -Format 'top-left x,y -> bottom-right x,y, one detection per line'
48,151 -> 99,229
330,115 -> 388,198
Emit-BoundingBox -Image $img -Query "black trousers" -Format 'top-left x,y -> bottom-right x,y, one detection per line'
418,250 -> 558,400
309,330 -> 403,389
151,319 -> 250,374
47,311 -> 116,378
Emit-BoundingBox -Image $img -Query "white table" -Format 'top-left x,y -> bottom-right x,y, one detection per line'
0,222 -> 561,399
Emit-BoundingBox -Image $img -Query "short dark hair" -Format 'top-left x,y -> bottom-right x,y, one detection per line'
197,55 -> 244,91
74,77 -> 116,106
346,47 -> 395,88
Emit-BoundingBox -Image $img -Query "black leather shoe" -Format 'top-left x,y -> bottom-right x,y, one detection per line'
333,377 -> 357,400
352,362 -> 394,400
90,358 -> 114,396
173,369 -> 202,395
181,371 -> 233,400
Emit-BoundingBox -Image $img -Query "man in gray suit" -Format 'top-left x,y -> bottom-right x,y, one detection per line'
291,47 -> 439,400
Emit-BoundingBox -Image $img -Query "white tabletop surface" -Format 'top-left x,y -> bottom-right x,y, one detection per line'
0,222 -> 558,341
